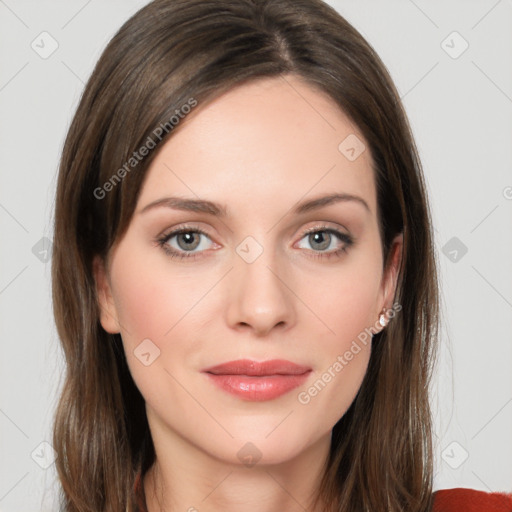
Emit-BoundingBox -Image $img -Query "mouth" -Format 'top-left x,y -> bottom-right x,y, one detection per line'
201,359 -> 312,401
202,358 -> 312,376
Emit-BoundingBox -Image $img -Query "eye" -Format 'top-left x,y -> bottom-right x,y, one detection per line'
296,226 -> 354,259
156,226 -> 216,260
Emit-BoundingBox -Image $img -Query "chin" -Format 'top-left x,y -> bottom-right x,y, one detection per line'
203,426 -> 320,468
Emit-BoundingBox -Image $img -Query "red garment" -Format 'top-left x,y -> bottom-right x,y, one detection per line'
134,471 -> 512,511
432,488 -> 512,511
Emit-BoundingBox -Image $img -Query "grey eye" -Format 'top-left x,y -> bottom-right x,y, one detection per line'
307,231 -> 332,251
175,232 -> 202,251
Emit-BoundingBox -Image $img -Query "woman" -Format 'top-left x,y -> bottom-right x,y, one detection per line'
51,0 -> 512,511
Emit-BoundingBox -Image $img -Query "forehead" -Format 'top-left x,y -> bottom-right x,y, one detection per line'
136,75 -> 376,218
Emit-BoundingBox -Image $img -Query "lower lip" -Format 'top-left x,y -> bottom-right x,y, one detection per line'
204,372 -> 311,401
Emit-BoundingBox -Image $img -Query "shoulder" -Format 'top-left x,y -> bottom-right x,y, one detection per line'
432,487 -> 512,511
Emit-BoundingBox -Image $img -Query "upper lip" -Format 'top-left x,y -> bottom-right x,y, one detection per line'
202,359 -> 311,376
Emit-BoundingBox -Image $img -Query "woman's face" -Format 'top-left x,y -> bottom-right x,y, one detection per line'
94,75 -> 402,466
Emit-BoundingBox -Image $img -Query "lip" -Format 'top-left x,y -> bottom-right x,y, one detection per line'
202,359 -> 311,376
202,359 -> 312,401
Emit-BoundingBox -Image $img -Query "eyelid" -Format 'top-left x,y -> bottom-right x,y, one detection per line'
158,223 -> 216,242
293,220 -> 352,239
297,221 -> 350,236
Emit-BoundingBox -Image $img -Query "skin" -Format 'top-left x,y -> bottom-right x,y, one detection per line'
94,74 -> 402,512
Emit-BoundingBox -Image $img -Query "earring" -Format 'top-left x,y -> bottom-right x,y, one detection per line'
379,311 -> 387,328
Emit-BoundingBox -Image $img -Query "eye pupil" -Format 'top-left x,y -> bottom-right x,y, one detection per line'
309,231 -> 330,251
177,232 -> 200,250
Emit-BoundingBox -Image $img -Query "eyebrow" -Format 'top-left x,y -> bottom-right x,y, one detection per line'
138,192 -> 370,217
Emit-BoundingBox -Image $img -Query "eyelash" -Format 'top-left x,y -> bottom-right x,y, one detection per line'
155,224 -> 354,261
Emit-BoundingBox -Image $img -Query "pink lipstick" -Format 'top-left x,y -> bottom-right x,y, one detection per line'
202,359 -> 312,401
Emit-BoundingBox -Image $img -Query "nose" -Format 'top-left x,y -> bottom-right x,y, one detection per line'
225,247 -> 296,337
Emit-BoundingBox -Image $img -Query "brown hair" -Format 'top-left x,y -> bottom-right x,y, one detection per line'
51,0 -> 439,510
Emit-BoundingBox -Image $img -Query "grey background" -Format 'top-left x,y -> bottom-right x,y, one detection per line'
1,0 -> 511,510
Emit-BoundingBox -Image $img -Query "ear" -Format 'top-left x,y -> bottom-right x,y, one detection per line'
93,255 -> 121,334
377,233 -> 403,325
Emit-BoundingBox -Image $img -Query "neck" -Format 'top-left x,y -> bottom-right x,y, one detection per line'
143,433 -> 331,512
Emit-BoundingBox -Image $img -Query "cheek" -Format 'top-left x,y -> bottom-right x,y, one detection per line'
110,247 -> 203,344
292,256 -> 380,416
112,273 -> 170,344
108,248 -> 217,383
297,291 -> 373,425
108,251 -> 199,408
298,256 -> 382,340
